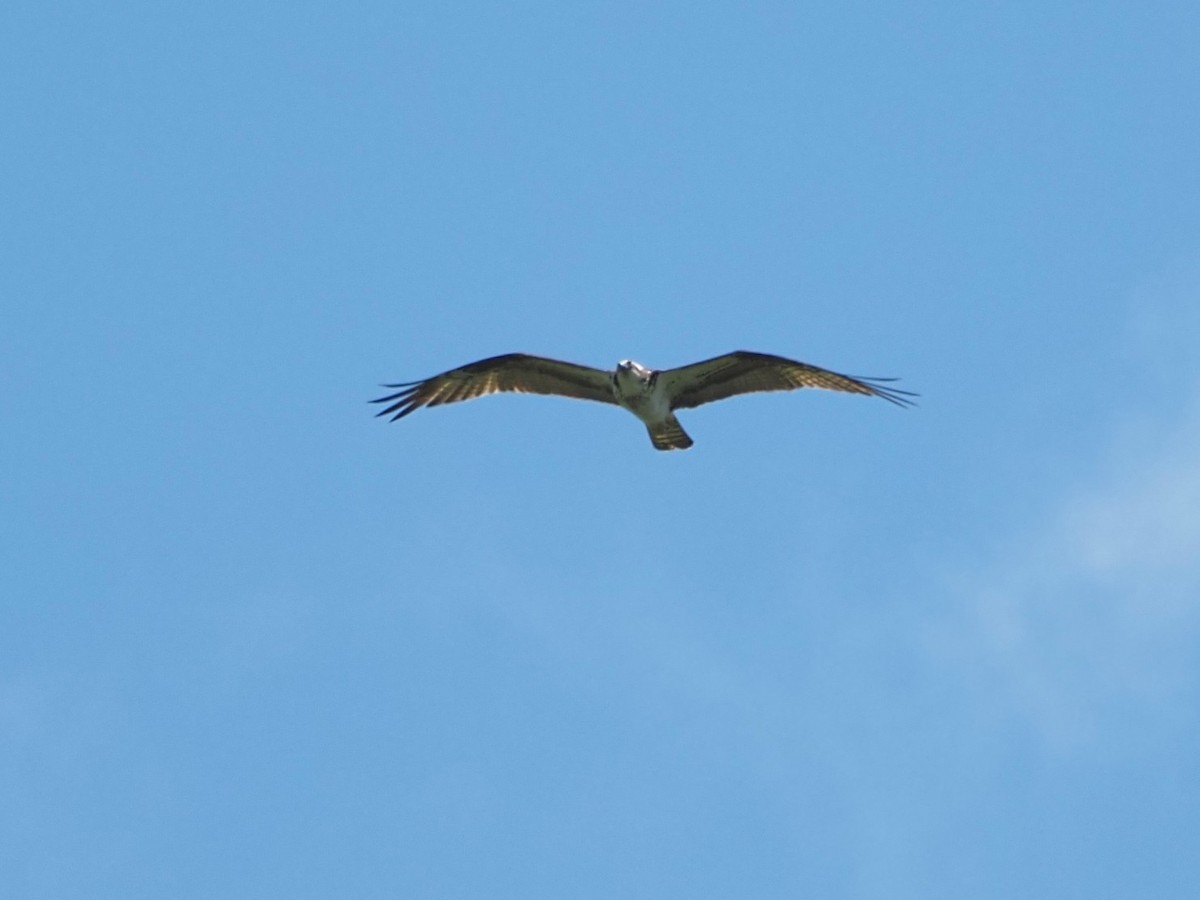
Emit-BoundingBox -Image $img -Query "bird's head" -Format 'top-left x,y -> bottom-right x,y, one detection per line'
616,359 -> 651,382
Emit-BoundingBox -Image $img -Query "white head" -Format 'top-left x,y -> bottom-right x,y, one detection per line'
616,359 -> 651,381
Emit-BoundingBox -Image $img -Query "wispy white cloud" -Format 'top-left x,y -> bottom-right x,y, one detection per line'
935,379 -> 1200,751
1067,420 -> 1200,589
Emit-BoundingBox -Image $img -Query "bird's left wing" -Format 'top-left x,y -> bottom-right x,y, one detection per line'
371,353 -> 617,421
659,351 -> 917,410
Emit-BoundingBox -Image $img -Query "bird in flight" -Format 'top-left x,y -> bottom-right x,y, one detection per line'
371,351 -> 916,451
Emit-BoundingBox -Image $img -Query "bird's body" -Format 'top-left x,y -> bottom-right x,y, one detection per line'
372,351 -> 915,451
610,360 -> 694,450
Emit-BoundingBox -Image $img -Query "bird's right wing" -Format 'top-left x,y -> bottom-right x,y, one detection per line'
371,353 -> 617,421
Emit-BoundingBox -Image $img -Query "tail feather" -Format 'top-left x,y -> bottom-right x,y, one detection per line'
647,415 -> 694,451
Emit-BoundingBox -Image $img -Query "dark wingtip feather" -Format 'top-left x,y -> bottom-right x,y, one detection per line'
370,384 -> 423,420
374,400 -> 421,420
841,375 -> 919,408
866,380 -> 919,408
878,390 -> 919,408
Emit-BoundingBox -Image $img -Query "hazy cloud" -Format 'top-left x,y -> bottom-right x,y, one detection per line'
938,383 -> 1200,750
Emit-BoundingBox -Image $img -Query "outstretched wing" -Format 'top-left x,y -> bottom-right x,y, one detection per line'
660,351 -> 917,410
371,353 -> 617,421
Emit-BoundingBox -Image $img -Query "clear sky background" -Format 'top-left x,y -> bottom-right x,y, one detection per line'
4,2 -> 1200,897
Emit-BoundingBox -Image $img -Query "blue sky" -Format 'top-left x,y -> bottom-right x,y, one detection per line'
4,1 -> 1200,896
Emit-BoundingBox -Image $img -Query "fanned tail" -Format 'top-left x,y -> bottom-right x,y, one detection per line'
647,415 -> 694,451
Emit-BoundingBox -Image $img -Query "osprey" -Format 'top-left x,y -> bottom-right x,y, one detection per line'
372,351 -> 916,451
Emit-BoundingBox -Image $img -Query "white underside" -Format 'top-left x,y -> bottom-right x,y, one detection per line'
614,371 -> 672,426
